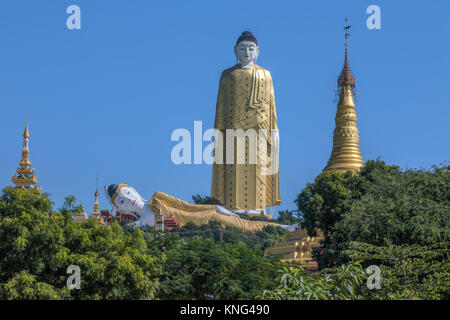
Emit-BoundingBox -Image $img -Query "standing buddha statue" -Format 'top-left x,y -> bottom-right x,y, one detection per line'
211,31 -> 282,212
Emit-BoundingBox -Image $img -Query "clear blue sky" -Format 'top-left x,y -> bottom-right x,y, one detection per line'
1,0 -> 449,216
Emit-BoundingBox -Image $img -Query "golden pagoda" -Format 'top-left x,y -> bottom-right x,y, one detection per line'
324,18 -> 364,172
265,229 -> 323,270
93,189 -> 100,217
11,123 -> 38,189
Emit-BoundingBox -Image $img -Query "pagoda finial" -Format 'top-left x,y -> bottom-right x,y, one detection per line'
344,17 -> 350,48
93,175 -> 100,217
338,17 -> 355,89
23,124 -> 30,138
24,107 -> 30,138
12,110 -> 38,189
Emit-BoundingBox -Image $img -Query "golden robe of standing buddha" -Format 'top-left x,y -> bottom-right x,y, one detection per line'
211,31 -> 282,212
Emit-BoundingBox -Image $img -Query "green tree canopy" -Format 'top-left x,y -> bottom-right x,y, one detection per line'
153,234 -> 284,300
296,160 -> 450,269
344,241 -> 449,299
0,187 -> 163,300
192,194 -> 221,205
262,261 -> 367,300
275,210 -> 300,225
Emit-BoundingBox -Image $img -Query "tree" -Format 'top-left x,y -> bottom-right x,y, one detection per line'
295,169 -> 353,268
344,241 -> 450,300
0,186 -> 163,299
275,210 -> 300,225
296,160 -> 450,269
192,194 -> 221,205
153,235 -> 285,300
261,261 -> 367,300
166,220 -> 287,251
0,271 -> 67,300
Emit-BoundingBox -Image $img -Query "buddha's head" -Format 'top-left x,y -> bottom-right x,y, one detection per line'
234,31 -> 259,65
105,183 -> 146,219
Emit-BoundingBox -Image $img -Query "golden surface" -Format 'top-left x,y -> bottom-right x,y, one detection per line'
11,176 -> 37,185
93,190 -> 100,217
211,64 -> 281,210
265,229 -> 323,270
149,191 -> 284,232
16,168 -> 34,175
324,44 -> 364,173
325,85 -> 364,172
23,124 -> 29,138
11,124 -> 37,189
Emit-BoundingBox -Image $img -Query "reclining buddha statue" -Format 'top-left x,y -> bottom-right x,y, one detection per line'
105,184 -> 297,232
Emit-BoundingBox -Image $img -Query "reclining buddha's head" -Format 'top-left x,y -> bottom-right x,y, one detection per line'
105,183 -> 146,219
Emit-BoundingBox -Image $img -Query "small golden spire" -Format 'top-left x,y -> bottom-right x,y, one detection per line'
24,106 -> 30,137
324,18 -> 364,173
93,176 -> 100,217
23,124 -> 30,138
12,109 -> 38,189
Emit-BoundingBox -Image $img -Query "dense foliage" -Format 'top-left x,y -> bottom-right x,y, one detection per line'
0,187 -> 162,299
152,216 -> 291,299
262,261 -> 367,300
345,241 -> 449,299
263,241 -> 449,300
296,160 -> 449,268
192,194 -> 221,205
0,187 -> 286,300
275,210 -> 300,225
293,160 -> 449,299
1,159 -> 448,300
166,219 -> 288,251
145,231 -> 284,299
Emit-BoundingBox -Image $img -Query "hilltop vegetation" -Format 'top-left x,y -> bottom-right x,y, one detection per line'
292,160 -> 449,299
0,187 -> 286,299
0,160 -> 448,299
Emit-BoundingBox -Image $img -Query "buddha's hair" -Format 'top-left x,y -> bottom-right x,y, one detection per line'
107,184 -> 118,199
236,31 -> 257,46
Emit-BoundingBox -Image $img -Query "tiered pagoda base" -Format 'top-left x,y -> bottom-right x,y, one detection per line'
265,229 -> 323,270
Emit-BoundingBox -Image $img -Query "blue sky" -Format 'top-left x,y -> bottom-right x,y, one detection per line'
1,0 -> 449,216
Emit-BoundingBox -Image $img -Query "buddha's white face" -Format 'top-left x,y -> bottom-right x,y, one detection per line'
113,186 -> 145,218
234,41 -> 259,65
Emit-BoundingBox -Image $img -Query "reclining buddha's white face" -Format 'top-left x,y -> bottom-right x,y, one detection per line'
112,186 -> 146,219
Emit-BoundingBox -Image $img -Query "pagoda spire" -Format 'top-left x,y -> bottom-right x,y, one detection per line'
324,18 -> 364,172
93,176 -> 100,218
93,189 -> 100,217
12,110 -> 38,189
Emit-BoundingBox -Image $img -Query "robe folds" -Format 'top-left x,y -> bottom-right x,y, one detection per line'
149,191 -> 283,232
211,64 -> 282,211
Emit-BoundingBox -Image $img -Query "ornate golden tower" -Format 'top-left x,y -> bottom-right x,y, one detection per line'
324,18 -> 364,172
11,123 -> 38,189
